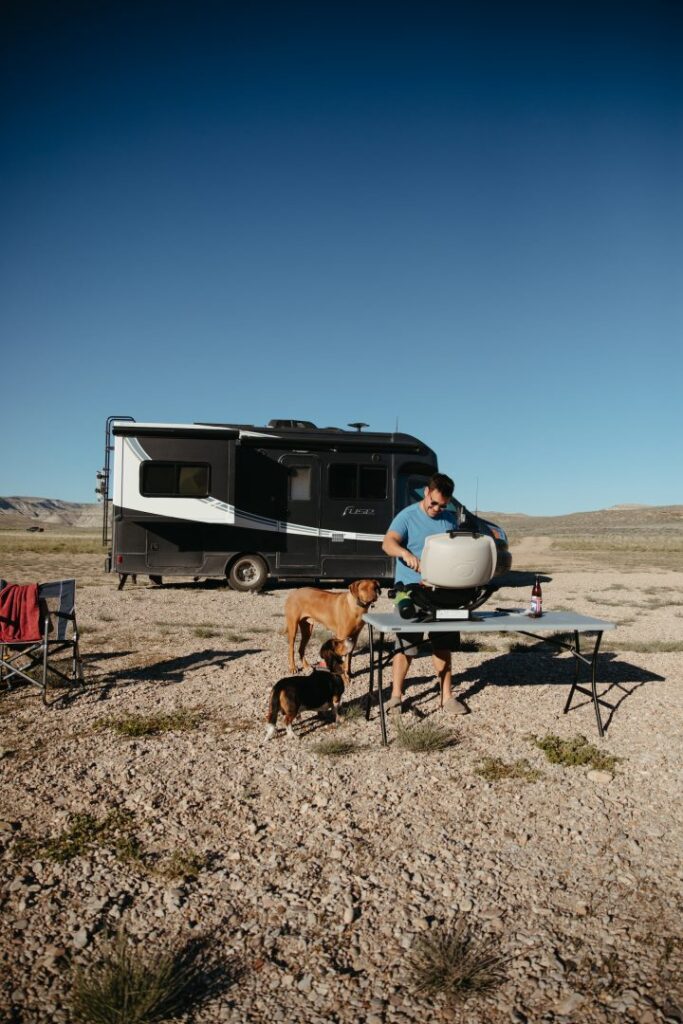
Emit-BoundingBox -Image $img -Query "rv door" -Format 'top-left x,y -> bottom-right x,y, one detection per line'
276,454 -> 320,569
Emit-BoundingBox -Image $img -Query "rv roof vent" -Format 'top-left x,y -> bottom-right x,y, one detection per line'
267,419 -> 316,430
348,422 -> 369,433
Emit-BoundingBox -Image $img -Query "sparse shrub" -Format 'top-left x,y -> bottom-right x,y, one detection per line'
394,717 -> 457,753
156,848 -> 207,881
531,733 -> 619,771
70,931 -> 212,1024
193,626 -> 219,639
310,737 -> 361,756
15,808 -> 139,864
98,710 -> 203,737
475,757 -> 542,783
407,918 -> 507,1002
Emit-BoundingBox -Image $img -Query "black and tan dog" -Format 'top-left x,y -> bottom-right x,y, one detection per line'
265,638 -> 352,740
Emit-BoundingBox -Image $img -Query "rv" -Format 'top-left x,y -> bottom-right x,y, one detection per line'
100,417 -> 511,591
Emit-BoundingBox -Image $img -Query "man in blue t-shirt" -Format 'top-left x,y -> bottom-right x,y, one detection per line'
382,472 -> 468,715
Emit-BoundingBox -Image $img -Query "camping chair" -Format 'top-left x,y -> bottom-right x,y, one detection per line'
0,579 -> 85,705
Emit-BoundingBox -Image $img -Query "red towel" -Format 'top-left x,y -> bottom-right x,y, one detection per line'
0,583 -> 41,642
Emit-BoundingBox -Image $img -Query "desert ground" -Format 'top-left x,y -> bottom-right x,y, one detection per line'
1,511 -> 682,1023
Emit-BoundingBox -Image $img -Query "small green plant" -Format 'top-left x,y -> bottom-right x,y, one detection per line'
15,808 -> 139,864
475,757 -> 542,783
394,717 -> 457,753
156,848 -> 206,881
531,733 -> 619,771
70,930 -> 211,1024
339,703 -> 365,722
407,918 -> 507,1002
193,626 -> 219,639
310,737 -> 361,757
98,710 -> 203,737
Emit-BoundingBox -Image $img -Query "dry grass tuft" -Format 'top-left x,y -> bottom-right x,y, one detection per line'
97,710 -> 203,737
70,930 -> 215,1024
407,918 -> 507,1002
394,716 -> 457,753
310,737 -> 362,756
475,757 -> 542,783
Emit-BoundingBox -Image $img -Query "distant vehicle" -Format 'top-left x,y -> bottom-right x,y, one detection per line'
99,416 -> 511,593
25,526 -> 44,533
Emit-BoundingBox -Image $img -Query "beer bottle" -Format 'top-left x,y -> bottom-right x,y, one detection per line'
530,575 -> 542,618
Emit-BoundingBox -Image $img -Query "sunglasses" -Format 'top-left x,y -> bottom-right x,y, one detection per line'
427,494 -> 449,511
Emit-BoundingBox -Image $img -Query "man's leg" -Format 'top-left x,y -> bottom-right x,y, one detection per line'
433,645 -> 468,714
391,651 -> 413,702
432,648 -> 453,702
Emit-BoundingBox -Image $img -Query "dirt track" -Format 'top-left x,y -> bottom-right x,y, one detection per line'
1,542 -> 682,1023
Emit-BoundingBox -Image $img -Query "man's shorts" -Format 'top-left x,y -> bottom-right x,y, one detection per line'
394,631 -> 461,658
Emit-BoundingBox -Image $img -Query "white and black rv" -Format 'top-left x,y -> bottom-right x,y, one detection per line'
100,417 -> 511,591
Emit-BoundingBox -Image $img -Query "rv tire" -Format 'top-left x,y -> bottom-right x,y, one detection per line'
227,554 -> 268,593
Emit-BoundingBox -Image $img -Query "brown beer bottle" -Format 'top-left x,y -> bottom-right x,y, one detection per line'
530,575 -> 542,617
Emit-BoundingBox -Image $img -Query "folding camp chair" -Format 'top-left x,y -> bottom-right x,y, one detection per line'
0,579 -> 85,705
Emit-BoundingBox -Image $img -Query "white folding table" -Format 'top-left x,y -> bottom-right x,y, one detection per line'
363,610 -> 617,745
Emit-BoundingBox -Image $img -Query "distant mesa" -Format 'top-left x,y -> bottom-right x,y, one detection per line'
0,497 -> 100,529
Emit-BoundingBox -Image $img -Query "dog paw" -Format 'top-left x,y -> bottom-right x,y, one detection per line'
264,725 -> 276,741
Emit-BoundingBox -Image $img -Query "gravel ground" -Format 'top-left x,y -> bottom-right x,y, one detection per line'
1,549 -> 682,1023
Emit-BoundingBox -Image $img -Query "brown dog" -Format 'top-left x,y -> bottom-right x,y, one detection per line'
284,579 -> 381,679
265,638 -> 352,739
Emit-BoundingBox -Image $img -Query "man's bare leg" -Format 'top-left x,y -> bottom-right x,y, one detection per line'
391,651 -> 413,702
432,649 -> 453,704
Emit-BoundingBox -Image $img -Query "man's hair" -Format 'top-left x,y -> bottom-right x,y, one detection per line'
427,473 -> 454,498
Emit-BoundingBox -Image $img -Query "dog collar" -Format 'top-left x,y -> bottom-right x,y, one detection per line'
355,598 -> 374,609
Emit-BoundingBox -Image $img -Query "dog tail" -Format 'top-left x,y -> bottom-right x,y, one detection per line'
266,683 -> 282,726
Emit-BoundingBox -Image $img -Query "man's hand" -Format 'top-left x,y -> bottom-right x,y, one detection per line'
402,552 -> 420,572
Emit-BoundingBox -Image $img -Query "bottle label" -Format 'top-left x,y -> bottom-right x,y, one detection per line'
530,596 -> 542,616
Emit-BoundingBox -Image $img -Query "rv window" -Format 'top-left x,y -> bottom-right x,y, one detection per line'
329,464 -> 357,500
141,462 -> 210,498
289,466 -> 311,501
329,464 -> 387,500
359,465 -> 387,500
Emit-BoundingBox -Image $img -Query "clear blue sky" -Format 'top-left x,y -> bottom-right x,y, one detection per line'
1,1 -> 681,515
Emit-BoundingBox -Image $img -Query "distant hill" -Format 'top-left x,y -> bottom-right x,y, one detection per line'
0,497 -> 100,529
2,496 -> 681,537
480,505 -> 683,537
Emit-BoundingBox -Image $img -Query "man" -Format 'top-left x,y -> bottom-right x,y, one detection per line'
382,472 -> 468,715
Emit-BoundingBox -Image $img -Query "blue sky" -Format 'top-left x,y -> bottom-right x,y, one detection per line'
1,1 -> 681,515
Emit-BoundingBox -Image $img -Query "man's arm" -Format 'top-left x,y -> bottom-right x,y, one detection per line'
383,530 -> 420,572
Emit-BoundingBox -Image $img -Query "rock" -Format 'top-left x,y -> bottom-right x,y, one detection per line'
343,906 -> 355,925
73,927 -> 90,950
297,974 -> 312,993
587,770 -> 613,784
554,992 -> 583,1016
459,898 -> 474,912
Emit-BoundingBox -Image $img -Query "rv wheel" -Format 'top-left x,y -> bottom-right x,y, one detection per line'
228,554 -> 267,593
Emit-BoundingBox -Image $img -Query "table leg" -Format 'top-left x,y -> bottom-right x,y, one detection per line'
366,625 -> 375,721
590,631 -> 604,738
377,631 -> 388,747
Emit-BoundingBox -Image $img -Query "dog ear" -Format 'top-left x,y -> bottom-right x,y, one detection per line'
373,579 -> 381,593
349,580 -> 360,597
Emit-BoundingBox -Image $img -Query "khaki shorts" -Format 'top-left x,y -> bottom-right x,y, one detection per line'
394,631 -> 460,658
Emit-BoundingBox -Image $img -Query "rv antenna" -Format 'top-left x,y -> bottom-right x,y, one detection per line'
475,476 -> 479,516
348,422 -> 369,433
395,415 -> 399,433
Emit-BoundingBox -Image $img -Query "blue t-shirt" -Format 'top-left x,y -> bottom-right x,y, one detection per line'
388,501 -> 458,585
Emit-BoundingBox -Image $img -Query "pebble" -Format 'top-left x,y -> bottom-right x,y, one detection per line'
343,906 -> 356,925
72,928 -> 89,950
588,770 -> 613,784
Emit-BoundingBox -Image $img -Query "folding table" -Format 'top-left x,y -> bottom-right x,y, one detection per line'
363,610 -> 616,745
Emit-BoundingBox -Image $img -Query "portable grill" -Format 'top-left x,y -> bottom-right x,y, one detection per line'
393,531 -> 499,621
